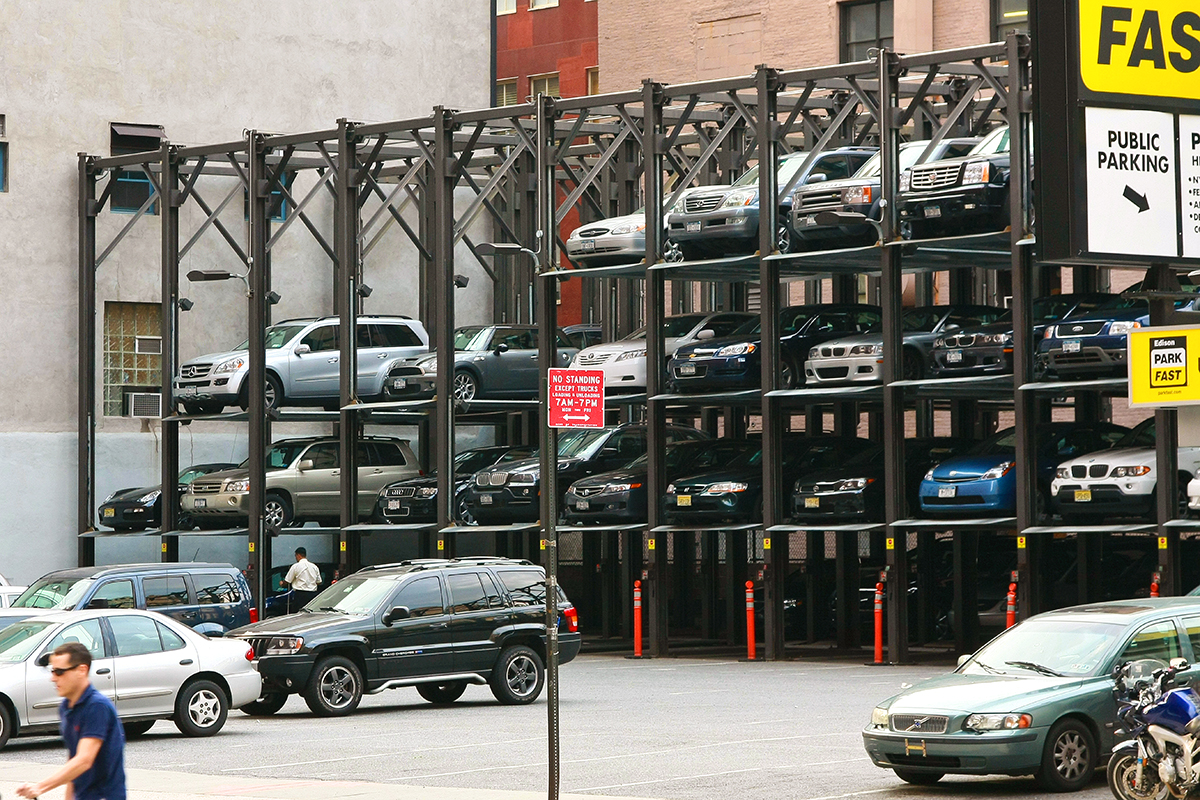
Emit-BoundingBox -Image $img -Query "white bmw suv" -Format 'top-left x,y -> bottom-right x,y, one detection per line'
175,316 -> 428,414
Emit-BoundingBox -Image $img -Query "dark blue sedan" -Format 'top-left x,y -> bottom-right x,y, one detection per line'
918,423 -> 1130,517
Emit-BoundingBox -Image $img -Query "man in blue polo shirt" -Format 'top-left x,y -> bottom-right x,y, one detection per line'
17,641 -> 126,800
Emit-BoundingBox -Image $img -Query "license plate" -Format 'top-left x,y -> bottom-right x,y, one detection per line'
802,215 -> 817,227
937,486 -> 957,498
194,498 -> 207,508
923,205 -> 941,218
581,240 -> 595,252
387,499 -> 402,511
678,363 -> 697,376
180,386 -> 197,397
946,349 -> 963,363
1063,339 -> 1081,353
479,494 -> 493,505
576,500 -> 589,511
1075,490 -> 1092,502
804,497 -> 819,508
103,507 -> 115,518
392,378 -> 406,390
686,221 -> 701,233
677,495 -> 692,507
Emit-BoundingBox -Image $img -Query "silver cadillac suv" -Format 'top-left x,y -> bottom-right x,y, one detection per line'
174,316 -> 429,414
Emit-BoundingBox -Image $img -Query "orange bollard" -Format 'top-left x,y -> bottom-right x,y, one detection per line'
1006,583 -> 1017,629
745,581 -> 757,661
1151,581 -> 1160,598
633,580 -> 643,657
873,582 -> 884,665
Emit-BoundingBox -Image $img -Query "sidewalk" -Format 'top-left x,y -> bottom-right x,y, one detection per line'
0,761 -> 660,800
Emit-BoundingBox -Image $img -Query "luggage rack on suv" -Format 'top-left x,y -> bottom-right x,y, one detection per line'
354,557 -> 535,573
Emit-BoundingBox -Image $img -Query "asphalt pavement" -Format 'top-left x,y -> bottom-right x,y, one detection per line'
0,652 -> 1113,800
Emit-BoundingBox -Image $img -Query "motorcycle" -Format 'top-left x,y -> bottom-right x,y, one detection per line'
1109,658 -> 1200,800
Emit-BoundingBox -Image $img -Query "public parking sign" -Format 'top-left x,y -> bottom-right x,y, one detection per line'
1129,326 -> 1200,406
548,368 -> 605,428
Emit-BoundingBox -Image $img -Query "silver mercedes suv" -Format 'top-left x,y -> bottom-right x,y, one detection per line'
174,316 -> 429,414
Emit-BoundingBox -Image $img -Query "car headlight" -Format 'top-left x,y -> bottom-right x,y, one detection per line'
716,343 -> 756,357
980,461 -> 1015,481
609,221 -> 647,235
419,359 -> 437,375
666,483 -> 676,494
416,487 -> 439,498
720,189 -> 757,208
103,492 -> 116,503
870,706 -> 889,727
961,161 -> 991,184
704,482 -> 749,494
1110,321 -> 1141,335
1043,326 -> 1056,339
670,196 -> 687,214
933,338 -> 944,348
924,468 -> 936,481
849,344 -> 883,356
1112,465 -> 1152,478
224,478 -> 250,493
964,713 -> 1032,731
898,170 -> 911,192
138,489 -> 161,505
509,472 -> 536,484
616,349 -> 647,361
837,478 -> 874,491
843,185 -> 872,205
214,357 -> 246,373
809,347 -> 820,359
605,482 -> 641,494
263,636 -> 304,656
1056,467 -> 1070,479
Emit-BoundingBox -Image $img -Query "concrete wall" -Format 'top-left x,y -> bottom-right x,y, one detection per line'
0,0 -> 492,584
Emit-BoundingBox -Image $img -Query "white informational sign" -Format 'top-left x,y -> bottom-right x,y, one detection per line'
1085,107 -> 1178,258
1183,115 -> 1200,260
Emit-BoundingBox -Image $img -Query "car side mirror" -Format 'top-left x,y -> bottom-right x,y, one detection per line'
805,173 -> 828,184
1171,657 -> 1190,670
957,654 -> 972,668
294,344 -> 311,355
494,343 -> 510,355
382,606 -> 410,626
35,653 -> 50,668
298,459 -> 314,472
696,329 -> 715,340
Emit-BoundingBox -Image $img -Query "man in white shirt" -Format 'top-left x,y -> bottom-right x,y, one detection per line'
283,547 -> 322,613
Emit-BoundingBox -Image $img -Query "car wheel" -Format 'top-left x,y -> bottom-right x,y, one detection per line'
122,720 -> 155,738
264,491 -> 294,531
780,357 -> 800,389
453,370 -> 478,402
0,702 -> 14,749
457,494 -> 476,525
241,691 -> 289,717
174,679 -> 229,737
417,681 -> 467,704
902,349 -> 924,381
892,768 -> 943,785
304,656 -> 363,716
490,645 -> 545,705
176,513 -> 195,532
1036,717 -> 1097,791
1107,749 -> 1166,800
775,221 -> 796,254
238,374 -> 284,412
662,238 -> 684,263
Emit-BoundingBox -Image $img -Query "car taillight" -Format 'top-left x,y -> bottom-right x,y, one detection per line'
563,605 -> 579,633
245,647 -> 255,662
249,607 -> 259,624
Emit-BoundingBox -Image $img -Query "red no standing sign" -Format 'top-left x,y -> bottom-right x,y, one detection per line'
548,368 -> 605,429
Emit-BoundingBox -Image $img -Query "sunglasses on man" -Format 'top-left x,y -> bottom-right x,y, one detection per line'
50,665 -> 84,676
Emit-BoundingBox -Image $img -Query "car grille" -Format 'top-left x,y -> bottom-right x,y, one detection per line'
909,164 -> 962,191
578,227 -> 609,238
816,366 -> 849,379
240,636 -> 273,659
385,486 -> 416,498
673,365 -> 708,379
684,195 -> 723,213
1059,321 -> 1107,336
387,365 -> 424,378
573,486 -> 605,498
1070,464 -> 1109,478
890,714 -> 950,734
796,189 -> 843,210
576,352 -> 613,366
924,495 -> 985,504
477,472 -> 508,487
941,334 -> 978,348
179,363 -> 213,379
818,345 -> 848,357
190,482 -> 223,495
1054,352 -> 1106,364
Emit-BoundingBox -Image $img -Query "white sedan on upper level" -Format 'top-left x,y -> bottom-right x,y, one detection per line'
568,312 -> 756,391
0,609 -> 261,748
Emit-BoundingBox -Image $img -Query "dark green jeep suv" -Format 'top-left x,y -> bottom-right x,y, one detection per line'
229,558 -> 580,716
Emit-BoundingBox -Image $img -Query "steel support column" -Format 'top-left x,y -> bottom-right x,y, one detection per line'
433,109 -> 458,554
78,155 -> 98,566
247,132 -> 271,615
336,119 -> 362,570
160,142 -> 181,562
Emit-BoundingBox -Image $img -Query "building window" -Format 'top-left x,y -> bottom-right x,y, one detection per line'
497,79 -> 519,106
244,170 -> 294,222
840,0 -> 894,63
110,123 -> 164,214
497,0 -> 516,13
103,302 -> 162,417
0,142 -> 7,193
587,67 -> 600,95
529,0 -> 558,8
530,73 -> 560,98
993,0 -> 1028,40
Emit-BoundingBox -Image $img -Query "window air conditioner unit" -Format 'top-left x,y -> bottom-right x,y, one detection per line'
135,336 -> 163,355
127,392 -> 162,419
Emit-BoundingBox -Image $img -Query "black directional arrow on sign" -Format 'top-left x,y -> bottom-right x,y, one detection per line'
1123,185 -> 1150,213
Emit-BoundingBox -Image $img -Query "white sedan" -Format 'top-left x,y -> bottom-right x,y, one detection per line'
0,609 -> 261,748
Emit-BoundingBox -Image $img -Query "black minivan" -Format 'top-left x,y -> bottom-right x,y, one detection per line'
0,563 -> 254,636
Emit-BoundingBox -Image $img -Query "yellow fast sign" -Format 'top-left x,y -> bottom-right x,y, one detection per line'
1079,0 -> 1200,101
1129,326 -> 1200,406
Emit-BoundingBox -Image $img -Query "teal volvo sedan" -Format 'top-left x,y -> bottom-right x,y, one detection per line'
863,598 -> 1200,791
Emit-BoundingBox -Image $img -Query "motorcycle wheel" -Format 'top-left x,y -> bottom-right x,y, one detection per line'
1107,751 -> 1168,800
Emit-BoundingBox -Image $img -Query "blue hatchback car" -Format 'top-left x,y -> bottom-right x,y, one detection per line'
918,422 -> 1130,517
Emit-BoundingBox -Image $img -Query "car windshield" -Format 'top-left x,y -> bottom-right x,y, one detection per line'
1115,418 -> 1156,448
557,429 -> 614,459
13,577 -> 94,609
454,327 -> 491,351
1029,295 -> 1108,322
626,314 -> 709,341
853,144 -> 941,180
235,324 -> 307,351
900,309 -> 944,332
960,617 -> 1126,677
304,577 -> 395,615
781,308 -> 817,336
731,155 -> 807,189
971,427 -> 1018,456
970,127 -> 1010,156
178,466 -> 221,484
0,621 -> 56,663
239,441 -> 313,471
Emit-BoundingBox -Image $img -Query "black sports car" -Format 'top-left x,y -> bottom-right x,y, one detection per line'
98,463 -> 238,531
372,445 -> 535,524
